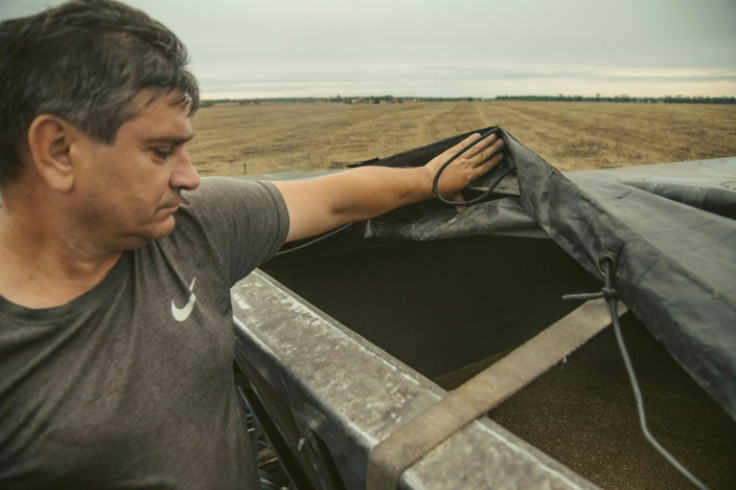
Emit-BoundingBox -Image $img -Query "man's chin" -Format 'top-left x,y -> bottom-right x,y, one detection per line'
151,216 -> 177,240
127,217 -> 177,249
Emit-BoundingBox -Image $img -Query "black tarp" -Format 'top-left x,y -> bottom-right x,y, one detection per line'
354,127 -> 736,421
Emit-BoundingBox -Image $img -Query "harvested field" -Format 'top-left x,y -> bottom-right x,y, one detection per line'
187,100 -> 736,176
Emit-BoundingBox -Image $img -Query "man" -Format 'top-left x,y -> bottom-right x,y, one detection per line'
0,0 -> 504,488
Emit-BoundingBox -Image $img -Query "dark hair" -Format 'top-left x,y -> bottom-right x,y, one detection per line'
0,0 -> 200,185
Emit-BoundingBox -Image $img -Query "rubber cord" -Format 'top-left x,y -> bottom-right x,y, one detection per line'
570,258 -> 709,490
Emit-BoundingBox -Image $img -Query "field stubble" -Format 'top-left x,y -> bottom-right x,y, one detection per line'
187,100 -> 736,176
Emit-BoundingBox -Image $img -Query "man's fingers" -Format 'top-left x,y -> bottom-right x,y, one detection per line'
462,133 -> 503,160
453,132 -> 490,151
471,150 -> 488,166
477,152 -> 504,173
444,133 -> 503,167
471,136 -> 505,167
465,133 -> 496,156
449,192 -> 467,213
459,132 -> 483,148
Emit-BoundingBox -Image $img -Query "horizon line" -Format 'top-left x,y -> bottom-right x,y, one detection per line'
199,93 -> 736,102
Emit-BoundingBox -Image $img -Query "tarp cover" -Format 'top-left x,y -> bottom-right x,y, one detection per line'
354,127 -> 736,421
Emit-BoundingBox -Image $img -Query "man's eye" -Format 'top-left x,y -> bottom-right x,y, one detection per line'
152,149 -> 173,159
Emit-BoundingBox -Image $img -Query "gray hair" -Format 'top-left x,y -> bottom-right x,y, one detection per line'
0,0 -> 200,185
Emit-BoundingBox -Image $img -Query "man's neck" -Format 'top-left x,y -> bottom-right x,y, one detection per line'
0,199 -> 122,309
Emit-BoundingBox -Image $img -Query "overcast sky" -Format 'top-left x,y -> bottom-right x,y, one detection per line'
1,0 -> 735,99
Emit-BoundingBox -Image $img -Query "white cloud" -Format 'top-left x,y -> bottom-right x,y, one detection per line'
3,0 -> 735,98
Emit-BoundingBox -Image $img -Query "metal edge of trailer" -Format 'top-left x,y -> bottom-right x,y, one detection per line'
231,269 -> 599,489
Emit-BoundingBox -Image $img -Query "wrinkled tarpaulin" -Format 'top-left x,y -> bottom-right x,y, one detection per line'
354,127 -> 736,421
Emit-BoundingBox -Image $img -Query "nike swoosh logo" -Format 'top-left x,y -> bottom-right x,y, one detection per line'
171,277 -> 197,322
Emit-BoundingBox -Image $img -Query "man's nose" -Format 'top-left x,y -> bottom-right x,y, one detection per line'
171,148 -> 200,190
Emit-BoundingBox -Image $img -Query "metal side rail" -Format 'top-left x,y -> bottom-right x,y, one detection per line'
231,270 -> 600,490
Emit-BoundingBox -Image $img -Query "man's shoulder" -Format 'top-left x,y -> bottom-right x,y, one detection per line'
179,177 -> 286,225
185,176 -> 280,199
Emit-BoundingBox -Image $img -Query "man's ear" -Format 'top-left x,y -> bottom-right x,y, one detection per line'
27,114 -> 78,192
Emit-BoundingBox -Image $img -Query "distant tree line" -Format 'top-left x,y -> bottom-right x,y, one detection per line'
198,94 -> 735,107
199,95 -> 481,107
494,94 -> 736,104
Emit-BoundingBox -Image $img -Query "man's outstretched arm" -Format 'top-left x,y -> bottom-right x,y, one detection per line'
273,132 -> 505,243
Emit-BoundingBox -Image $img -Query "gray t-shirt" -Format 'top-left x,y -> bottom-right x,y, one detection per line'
0,178 -> 290,489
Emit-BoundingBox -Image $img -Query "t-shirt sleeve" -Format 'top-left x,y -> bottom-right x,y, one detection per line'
180,177 -> 290,286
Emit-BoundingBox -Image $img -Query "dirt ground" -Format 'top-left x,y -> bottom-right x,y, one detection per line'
187,100 -> 736,176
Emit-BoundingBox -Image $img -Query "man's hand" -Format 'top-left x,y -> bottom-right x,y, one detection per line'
423,132 -> 505,206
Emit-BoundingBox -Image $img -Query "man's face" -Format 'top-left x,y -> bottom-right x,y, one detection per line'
69,91 -> 200,252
